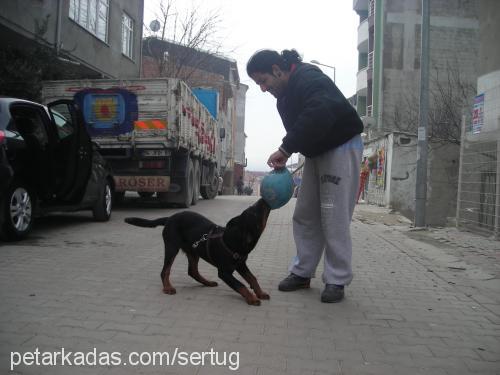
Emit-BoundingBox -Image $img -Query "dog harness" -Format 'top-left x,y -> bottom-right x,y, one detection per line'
192,226 -> 246,264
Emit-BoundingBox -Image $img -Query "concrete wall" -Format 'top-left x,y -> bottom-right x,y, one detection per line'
427,143 -> 461,225
364,132 -> 459,225
0,0 -> 143,78
478,0 -> 500,76
386,134 -> 418,219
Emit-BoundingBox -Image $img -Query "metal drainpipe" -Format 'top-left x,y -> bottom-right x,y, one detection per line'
55,0 -> 62,54
376,0 -> 384,132
138,1 -> 144,77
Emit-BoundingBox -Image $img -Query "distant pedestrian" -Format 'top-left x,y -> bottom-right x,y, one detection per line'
247,49 -> 363,303
236,176 -> 244,195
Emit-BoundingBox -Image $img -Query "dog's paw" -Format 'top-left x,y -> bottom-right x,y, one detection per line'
257,291 -> 270,300
247,299 -> 261,306
245,296 -> 261,306
163,287 -> 177,295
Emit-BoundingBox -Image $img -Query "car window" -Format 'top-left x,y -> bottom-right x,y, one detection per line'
10,107 -> 49,148
6,118 -> 20,134
51,109 -> 75,139
50,109 -> 74,139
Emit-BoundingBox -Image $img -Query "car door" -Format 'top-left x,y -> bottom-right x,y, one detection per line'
9,102 -> 54,200
47,100 -> 92,203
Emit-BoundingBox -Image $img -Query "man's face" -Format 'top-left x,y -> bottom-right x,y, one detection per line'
250,65 -> 287,98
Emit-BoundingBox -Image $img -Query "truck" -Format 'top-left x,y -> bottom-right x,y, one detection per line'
42,78 -> 223,207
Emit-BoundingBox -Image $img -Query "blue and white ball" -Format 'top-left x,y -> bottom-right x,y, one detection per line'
260,168 -> 294,209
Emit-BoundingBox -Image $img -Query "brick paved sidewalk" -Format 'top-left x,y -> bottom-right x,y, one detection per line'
0,197 -> 498,374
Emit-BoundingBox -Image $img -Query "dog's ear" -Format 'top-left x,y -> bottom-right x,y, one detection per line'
225,217 -> 239,229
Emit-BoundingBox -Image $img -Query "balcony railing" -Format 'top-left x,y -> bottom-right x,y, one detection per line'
368,51 -> 374,70
369,0 -> 375,16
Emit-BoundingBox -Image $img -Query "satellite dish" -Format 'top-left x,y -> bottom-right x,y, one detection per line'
150,20 -> 161,32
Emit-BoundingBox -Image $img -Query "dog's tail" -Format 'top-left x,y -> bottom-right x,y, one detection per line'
124,217 -> 169,228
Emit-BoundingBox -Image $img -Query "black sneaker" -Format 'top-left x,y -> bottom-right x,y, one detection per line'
321,284 -> 344,303
278,273 -> 310,291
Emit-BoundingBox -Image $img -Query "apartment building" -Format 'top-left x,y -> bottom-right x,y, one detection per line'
353,0 -> 480,225
0,0 -> 143,99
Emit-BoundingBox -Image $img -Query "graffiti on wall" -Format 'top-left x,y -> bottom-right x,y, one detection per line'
376,147 -> 385,187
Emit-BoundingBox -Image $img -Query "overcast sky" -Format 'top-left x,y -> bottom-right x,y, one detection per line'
143,0 -> 360,171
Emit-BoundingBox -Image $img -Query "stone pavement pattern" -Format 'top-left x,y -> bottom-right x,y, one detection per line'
0,196 -> 498,374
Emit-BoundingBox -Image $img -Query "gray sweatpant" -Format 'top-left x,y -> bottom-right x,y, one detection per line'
290,135 -> 363,286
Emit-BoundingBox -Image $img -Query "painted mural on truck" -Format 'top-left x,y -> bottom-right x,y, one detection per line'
73,88 -> 139,137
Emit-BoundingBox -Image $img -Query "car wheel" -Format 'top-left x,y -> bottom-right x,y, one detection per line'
2,182 -> 34,240
93,179 -> 112,221
113,191 -> 125,205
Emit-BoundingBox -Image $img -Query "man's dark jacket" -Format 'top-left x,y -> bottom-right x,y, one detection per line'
277,63 -> 363,158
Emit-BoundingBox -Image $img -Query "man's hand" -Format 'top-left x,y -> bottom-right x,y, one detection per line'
267,149 -> 289,169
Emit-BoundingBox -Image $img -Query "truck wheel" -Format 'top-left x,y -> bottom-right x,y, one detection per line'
201,173 -> 219,200
180,159 -> 194,208
1,181 -> 34,241
192,159 -> 200,205
93,179 -> 113,221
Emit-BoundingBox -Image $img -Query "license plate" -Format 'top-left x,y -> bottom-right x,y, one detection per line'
114,176 -> 170,192
141,149 -> 170,157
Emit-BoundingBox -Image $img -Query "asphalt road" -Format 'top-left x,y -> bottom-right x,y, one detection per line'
1,195 -> 499,375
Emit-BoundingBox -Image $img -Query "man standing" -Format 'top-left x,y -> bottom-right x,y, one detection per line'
236,176 -> 244,195
247,49 -> 363,303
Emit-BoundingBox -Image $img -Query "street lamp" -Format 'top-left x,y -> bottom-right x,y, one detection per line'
310,60 -> 336,83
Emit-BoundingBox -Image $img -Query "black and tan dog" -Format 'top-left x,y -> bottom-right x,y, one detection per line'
124,199 -> 271,305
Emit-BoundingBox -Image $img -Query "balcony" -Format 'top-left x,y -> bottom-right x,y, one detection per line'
356,68 -> 368,96
353,0 -> 369,12
357,19 -> 369,52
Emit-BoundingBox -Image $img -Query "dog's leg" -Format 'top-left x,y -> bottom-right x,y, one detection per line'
236,263 -> 270,300
187,254 -> 218,287
217,269 -> 261,305
160,239 -> 180,295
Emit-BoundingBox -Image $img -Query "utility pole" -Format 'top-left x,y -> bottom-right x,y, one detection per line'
414,0 -> 430,227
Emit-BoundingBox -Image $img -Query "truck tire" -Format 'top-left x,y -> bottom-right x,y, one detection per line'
179,158 -> 194,208
192,159 -> 200,206
201,171 -> 219,200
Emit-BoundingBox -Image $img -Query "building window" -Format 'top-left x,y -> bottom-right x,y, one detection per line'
69,0 -> 109,42
121,13 -> 134,58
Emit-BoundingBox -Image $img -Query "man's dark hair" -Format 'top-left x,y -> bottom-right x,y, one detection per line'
246,49 -> 302,76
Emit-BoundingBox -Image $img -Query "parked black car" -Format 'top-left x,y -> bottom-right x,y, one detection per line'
0,98 -> 114,241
